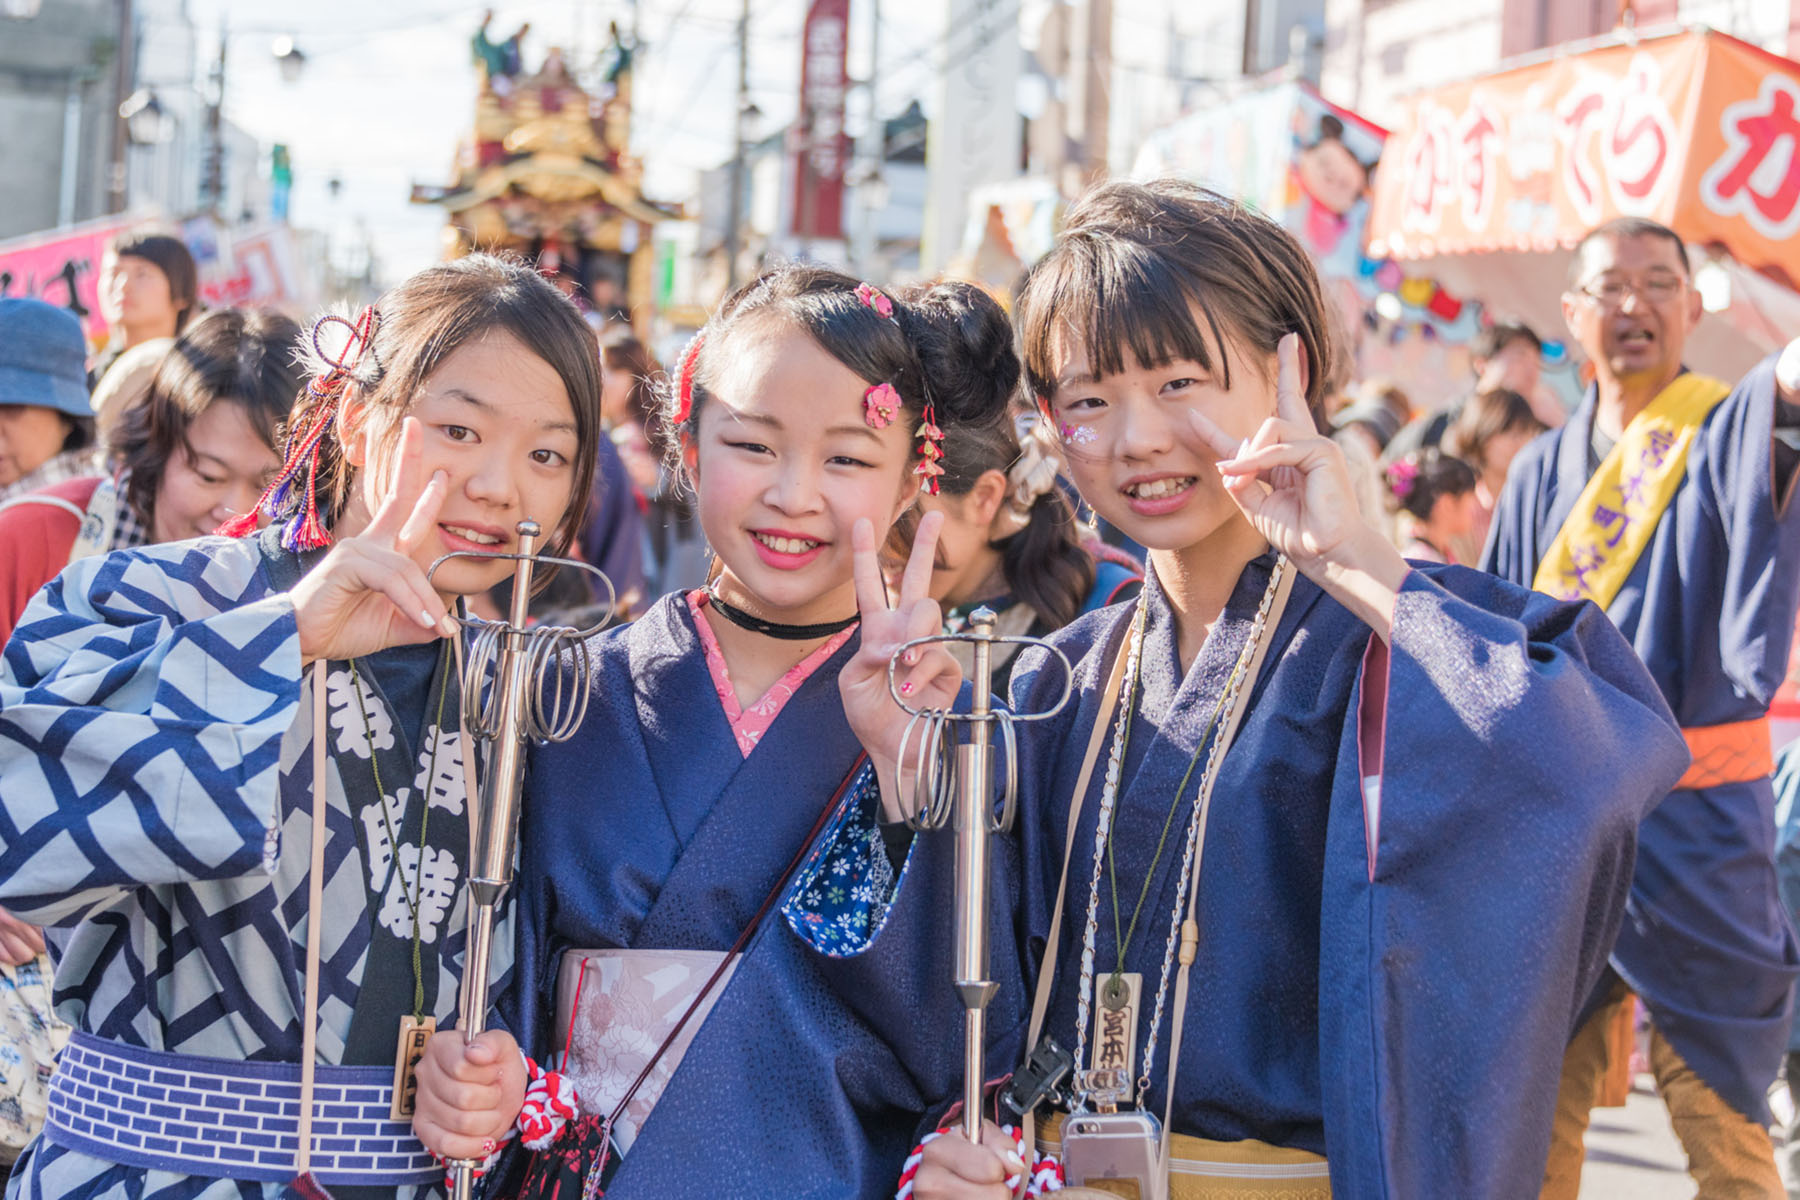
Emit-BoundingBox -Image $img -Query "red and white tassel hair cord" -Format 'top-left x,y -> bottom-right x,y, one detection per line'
218,304 -> 381,550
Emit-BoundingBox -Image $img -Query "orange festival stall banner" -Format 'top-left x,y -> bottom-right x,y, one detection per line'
1367,29 -> 1800,287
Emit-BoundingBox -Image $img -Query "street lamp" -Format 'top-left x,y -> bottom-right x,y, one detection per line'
119,88 -> 174,145
272,35 -> 307,83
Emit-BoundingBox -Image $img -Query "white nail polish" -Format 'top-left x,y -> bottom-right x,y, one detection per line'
419,609 -> 436,628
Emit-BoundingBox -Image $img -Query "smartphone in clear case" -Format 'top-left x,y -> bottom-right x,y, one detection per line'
1059,1110 -> 1167,1200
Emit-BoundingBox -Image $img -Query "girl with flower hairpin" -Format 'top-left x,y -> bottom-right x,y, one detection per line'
830,181 -> 1689,1199
0,255 -> 605,1200
898,409 -> 1142,700
1383,447 -> 1479,565
410,267 -> 1025,1198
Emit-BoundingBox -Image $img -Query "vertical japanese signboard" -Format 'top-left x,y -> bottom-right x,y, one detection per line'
791,0 -> 850,241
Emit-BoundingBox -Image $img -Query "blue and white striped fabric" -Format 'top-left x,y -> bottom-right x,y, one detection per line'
0,534 -> 511,1200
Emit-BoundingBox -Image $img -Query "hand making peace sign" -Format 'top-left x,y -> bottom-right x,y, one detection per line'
291,417 -> 460,664
839,509 -> 963,823
1189,333 -> 1374,580
1190,332 -> 1408,638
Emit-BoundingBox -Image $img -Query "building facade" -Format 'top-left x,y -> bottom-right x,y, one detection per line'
0,0 -> 127,240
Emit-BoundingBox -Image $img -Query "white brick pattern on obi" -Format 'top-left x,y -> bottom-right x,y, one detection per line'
46,1034 -> 437,1184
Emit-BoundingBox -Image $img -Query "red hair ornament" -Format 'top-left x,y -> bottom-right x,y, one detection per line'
218,305 -> 380,550
672,331 -> 706,426
914,402 -> 945,493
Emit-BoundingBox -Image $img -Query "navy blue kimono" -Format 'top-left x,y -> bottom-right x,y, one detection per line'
961,557 -> 1683,1198
505,593 -> 966,1198
1483,355 -> 1800,1124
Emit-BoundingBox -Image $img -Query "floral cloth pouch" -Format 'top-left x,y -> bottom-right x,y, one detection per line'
0,952 -> 71,1164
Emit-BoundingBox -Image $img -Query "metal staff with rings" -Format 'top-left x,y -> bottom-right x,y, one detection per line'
885,608 -> 1074,1147
427,518 -> 615,1200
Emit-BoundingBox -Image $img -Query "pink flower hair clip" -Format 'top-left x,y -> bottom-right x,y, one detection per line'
864,382 -> 901,429
855,282 -> 896,321
1386,459 -> 1418,499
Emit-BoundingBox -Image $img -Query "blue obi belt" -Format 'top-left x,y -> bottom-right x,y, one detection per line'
44,1032 -> 439,1186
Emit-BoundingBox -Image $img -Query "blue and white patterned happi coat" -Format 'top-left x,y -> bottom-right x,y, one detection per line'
0,535 -> 509,1200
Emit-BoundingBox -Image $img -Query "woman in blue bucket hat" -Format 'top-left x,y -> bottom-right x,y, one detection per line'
0,298 -> 97,502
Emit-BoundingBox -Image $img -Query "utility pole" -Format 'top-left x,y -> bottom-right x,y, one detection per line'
723,0 -> 750,291
202,19 -> 227,213
107,0 -> 134,213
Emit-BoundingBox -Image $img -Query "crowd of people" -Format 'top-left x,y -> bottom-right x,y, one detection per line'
0,184 -> 1795,1200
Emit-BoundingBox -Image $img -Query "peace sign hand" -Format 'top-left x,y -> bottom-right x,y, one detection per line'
1190,334 -> 1408,638
839,511 -> 962,823
290,417 -> 459,664
1184,334 -> 1365,572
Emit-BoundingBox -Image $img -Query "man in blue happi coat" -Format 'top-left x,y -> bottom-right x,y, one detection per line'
1484,215 -> 1800,1197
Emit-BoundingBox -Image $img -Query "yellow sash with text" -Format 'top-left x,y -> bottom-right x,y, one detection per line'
1532,373 -> 1731,611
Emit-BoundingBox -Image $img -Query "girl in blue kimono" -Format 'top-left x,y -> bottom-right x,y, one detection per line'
408,267 -> 1020,1198
834,180 -> 1691,1198
0,255 -> 605,1200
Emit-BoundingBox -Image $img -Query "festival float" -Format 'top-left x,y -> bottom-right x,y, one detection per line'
412,16 -> 677,327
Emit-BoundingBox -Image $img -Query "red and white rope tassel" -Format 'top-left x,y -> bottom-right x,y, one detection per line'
895,1122 -> 1063,1198
518,1053 -> 581,1150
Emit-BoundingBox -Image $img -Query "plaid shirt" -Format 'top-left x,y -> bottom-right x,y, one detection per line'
105,470 -> 149,551
0,448 -> 104,504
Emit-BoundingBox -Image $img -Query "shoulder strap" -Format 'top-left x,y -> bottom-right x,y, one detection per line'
1016,615 -> 1133,1189
602,755 -> 867,1136
1157,564 -> 1295,1161
0,495 -> 84,521
66,478 -> 121,563
296,661 -> 330,1176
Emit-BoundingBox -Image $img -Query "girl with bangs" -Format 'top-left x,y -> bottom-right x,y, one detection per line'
409,267 -> 1023,1199
834,181 -> 1691,1197
0,255 -> 603,1200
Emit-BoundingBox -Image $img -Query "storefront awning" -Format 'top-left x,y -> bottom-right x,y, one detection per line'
1365,28 -> 1800,376
1367,27 -> 1800,287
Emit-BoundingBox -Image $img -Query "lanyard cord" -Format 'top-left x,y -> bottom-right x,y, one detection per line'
347,638 -> 453,1022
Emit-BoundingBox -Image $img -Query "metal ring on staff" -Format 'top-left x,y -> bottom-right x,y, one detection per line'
884,629 -> 1075,834
426,541 -> 618,745
881,631 -> 1076,721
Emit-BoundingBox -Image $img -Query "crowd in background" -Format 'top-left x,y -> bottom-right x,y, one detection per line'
4,215 -> 1800,1196
0,223 -> 1598,648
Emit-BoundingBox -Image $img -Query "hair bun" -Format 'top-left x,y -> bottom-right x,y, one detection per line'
900,281 -> 1018,426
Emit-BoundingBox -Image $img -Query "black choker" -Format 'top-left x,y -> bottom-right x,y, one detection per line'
706,591 -> 859,641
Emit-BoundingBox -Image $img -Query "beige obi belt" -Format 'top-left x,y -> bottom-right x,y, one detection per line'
1037,1112 -> 1331,1199
553,948 -> 738,1154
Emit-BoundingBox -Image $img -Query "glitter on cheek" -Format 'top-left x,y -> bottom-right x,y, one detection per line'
1060,422 -> 1098,446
